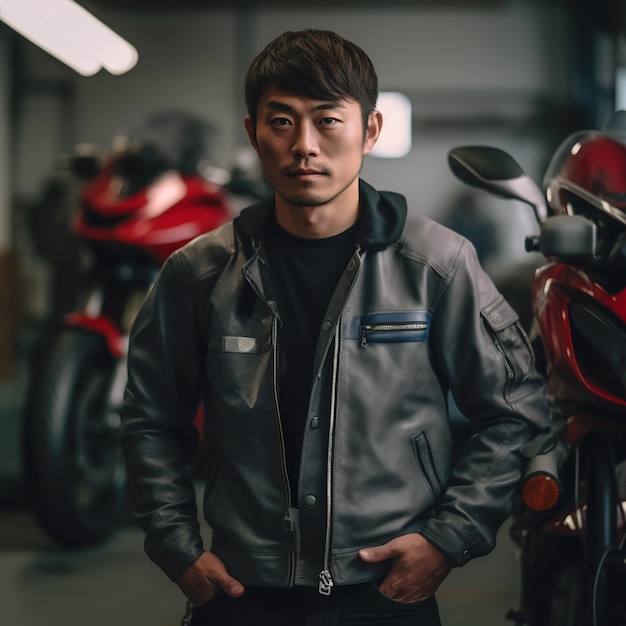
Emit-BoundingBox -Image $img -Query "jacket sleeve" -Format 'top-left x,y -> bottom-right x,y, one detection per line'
119,250 -> 206,581
418,239 -> 551,567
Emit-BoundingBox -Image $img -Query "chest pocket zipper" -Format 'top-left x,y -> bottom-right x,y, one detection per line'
360,320 -> 430,347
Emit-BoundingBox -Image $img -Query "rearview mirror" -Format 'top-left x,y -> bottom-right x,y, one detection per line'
448,146 -> 547,223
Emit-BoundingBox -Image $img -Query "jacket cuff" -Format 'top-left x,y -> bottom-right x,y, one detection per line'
418,514 -> 493,568
145,526 -> 205,582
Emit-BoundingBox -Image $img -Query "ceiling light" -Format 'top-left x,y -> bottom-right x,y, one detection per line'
0,0 -> 138,76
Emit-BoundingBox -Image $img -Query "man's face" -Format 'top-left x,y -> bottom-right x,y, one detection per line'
245,85 -> 381,210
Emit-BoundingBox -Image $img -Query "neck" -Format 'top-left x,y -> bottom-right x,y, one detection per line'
274,182 -> 360,239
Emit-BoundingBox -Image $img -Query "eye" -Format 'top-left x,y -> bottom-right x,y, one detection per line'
270,117 -> 291,127
319,117 -> 339,126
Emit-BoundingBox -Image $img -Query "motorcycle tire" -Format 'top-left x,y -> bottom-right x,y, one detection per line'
22,328 -> 128,547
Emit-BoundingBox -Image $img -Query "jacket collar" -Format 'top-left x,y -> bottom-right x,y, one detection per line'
233,179 -> 408,253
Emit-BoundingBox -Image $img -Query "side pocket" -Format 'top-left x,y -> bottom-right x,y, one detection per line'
204,449 -> 219,494
410,431 -> 443,499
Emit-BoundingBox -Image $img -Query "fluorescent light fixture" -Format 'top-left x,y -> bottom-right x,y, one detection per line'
371,91 -> 412,159
616,67 -> 626,111
0,0 -> 138,76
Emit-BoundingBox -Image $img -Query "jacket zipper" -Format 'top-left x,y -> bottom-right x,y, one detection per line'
318,245 -> 362,595
360,321 -> 429,347
271,316 -> 297,586
318,329 -> 340,595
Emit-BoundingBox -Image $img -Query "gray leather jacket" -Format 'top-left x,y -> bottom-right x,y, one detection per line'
120,179 -> 550,592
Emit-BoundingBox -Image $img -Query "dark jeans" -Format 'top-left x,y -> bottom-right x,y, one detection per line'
184,582 -> 442,626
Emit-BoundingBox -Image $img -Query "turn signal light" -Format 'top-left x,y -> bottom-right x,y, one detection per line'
522,474 -> 561,511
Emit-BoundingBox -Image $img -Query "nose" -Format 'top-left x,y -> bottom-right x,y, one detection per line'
291,122 -> 319,159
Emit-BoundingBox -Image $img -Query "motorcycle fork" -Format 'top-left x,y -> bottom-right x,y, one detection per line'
83,281 -> 148,332
104,356 -> 128,431
74,279 -> 148,435
584,432 -> 618,626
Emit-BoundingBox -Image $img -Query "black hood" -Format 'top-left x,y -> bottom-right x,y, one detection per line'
355,179 -> 407,251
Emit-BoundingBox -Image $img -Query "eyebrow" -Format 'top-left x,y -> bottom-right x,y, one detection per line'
264,100 -> 345,113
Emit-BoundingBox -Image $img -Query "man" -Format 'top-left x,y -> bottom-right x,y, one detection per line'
120,29 -> 550,626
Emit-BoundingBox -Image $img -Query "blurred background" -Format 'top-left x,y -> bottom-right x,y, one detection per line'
0,0 -> 625,624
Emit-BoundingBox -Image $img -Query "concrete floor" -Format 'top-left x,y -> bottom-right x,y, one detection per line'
0,333 -> 522,626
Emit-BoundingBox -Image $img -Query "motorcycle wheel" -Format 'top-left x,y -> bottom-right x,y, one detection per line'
22,328 -> 127,547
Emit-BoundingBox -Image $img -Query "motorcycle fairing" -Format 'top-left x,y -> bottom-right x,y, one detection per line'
77,169 -> 230,264
64,312 -> 126,359
532,261 -> 626,410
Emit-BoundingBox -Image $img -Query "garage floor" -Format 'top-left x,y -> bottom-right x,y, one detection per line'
0,334 -> 522,626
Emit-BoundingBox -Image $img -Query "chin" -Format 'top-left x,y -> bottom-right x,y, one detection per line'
281,192 -> 331,207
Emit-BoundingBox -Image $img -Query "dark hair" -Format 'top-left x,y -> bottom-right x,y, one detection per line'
244,29 -> 379,132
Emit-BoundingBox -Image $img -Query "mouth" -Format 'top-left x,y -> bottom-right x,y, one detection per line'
283,161 -> 331,178
287,169 -> 326,177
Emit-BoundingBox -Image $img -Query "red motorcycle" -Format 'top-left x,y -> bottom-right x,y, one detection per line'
447,112 -> 626,626
22,112 -> 233,547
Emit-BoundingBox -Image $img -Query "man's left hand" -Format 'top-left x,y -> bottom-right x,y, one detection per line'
358,533 -> 453,602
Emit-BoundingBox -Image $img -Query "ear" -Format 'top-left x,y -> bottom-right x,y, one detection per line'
244,116 -> 260,156
363,109 -> 383,156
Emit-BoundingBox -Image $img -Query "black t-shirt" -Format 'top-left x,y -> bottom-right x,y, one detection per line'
265,216 -> 358,498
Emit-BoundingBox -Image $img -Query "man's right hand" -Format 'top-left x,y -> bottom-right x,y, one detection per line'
176,551 -> 245,606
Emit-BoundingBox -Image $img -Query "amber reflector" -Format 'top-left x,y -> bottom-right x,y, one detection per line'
522,474 -> 561,511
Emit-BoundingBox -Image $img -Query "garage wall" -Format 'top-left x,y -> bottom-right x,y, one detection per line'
0,0 -> 577,327
8,1 -> 571,206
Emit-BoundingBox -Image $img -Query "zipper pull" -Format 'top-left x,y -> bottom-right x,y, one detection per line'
318,568 -> 334,595
283,507 -> 299,531
360,325 -> 370,347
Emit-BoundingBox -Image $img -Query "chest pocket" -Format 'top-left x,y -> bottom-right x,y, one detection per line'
207,335 -> 272,354
482,299 -> 535,394
354,311 -> 432,347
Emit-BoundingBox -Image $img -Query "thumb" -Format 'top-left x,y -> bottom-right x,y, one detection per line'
359,541 -> 394,563
210,559 -> 245,598
220,574 -> 245,598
